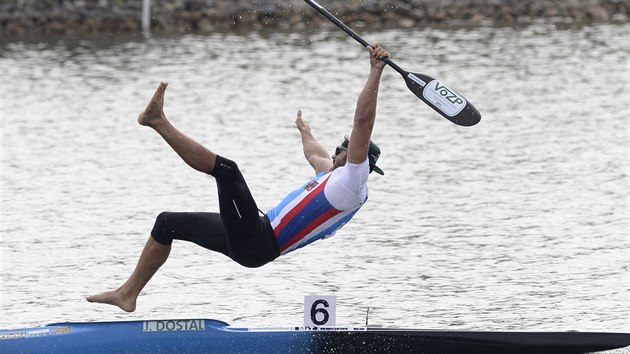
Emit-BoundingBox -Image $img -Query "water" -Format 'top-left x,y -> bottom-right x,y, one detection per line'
1,23 -> 629,333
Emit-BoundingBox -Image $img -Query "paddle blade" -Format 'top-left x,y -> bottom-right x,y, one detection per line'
403,71 -> 481,127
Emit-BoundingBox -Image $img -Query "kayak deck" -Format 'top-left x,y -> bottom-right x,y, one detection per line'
1,319 -> 629,354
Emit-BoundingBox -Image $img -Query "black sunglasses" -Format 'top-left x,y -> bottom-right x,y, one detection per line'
335,135 -> 350,155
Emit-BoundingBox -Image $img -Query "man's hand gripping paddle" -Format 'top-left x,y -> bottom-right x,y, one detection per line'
304,0 -> 481,127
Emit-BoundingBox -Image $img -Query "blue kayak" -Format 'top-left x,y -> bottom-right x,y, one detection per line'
1,318 -> 629,354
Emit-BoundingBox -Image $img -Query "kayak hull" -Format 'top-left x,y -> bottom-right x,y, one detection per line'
1,319 -> 629,354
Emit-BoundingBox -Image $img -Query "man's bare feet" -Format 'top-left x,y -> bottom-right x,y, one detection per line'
138,81 -> 169,128
86,289 -> 137,313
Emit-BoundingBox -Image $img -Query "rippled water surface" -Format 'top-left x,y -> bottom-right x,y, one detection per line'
1,23 -> 629,332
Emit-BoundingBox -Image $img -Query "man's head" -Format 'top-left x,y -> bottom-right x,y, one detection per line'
332,135 -> 384,175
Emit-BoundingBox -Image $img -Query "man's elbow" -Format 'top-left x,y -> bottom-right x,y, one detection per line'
353,113 -> 376,129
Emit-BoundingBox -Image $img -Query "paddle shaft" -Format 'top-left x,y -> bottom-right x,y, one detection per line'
303,0 -> 406,76
303,0 -> 481,126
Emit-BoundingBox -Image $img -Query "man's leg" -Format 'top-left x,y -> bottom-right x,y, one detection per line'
87,83 -> 219,311
86,237 -> 170,312
138,81 -> 217,174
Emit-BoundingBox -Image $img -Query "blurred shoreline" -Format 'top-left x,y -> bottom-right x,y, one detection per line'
0,0 -> 628,36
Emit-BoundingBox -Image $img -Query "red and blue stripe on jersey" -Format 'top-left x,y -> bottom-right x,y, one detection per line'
266,172 -> 365,255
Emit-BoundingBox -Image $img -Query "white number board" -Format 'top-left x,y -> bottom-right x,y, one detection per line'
304,295 -> 336,327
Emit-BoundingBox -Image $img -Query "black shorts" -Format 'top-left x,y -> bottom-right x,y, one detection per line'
151,156 -> 279,268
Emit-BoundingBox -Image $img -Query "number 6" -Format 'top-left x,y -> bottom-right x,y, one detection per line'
310,299 -> 330,326
304,295 -> 336,327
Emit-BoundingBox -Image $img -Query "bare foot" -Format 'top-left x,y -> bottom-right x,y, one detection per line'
138,81 -> 169,127
86,289 -> 137,313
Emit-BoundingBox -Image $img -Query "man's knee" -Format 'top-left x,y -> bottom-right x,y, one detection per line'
151,211 -> 175,246
209,155 -> 240,179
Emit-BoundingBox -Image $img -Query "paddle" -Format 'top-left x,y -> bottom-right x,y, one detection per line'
303,0 -> 481,127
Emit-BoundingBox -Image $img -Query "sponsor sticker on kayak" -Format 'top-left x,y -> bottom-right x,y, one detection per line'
0,327 -> 72,340
55,326 -> 72,334
143,320 -> 205,332
293,326 -> 368,332
0,332 -> 27,340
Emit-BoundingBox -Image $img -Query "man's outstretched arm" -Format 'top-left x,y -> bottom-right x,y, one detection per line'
347,43 -> 389,165
295,110 -> 333,174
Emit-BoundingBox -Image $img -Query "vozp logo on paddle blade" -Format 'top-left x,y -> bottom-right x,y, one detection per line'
423,80 -> 467,117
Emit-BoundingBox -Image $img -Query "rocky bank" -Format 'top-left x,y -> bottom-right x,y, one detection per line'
1,0 -> 628,35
